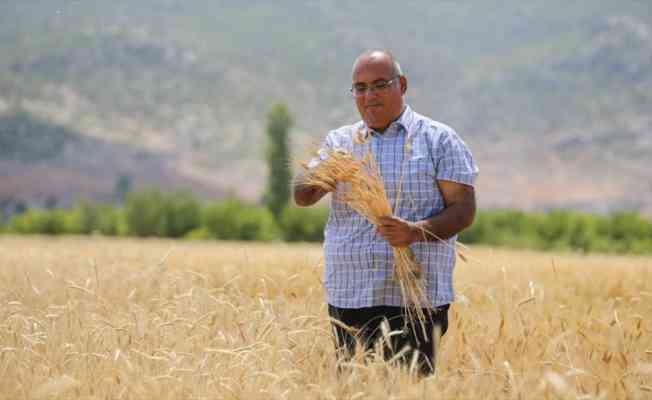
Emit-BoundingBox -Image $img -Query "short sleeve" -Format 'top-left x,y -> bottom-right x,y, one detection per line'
434,128 -> 479,186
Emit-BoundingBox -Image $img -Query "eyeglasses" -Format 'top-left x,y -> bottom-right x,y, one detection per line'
349,76 -> 400,97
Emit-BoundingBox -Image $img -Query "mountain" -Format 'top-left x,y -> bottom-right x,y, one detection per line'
0,112 -> 226,212
0,1 -> 651,215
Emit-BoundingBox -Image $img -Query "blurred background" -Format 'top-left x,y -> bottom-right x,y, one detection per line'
1,1 -> 651,251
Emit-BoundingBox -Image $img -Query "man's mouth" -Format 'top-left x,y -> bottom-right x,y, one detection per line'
366,104 -> 383,109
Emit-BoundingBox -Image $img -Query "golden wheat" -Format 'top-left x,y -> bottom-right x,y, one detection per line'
0,236 -> 650,399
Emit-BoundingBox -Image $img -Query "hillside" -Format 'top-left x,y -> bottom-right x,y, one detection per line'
0,1 -> 651,215
0,113 -> 225,212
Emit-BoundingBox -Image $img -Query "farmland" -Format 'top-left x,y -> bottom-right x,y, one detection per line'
0,236 -> 650,399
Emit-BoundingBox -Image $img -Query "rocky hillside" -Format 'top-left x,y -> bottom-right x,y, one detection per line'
0,1 -> 650,215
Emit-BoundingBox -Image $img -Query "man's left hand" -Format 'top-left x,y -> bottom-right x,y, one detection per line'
376,216 -> 418,247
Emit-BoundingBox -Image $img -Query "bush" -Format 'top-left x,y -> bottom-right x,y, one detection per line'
3,193 -> 651,255
159,192 -> 201,238
608,212 -> 652,242
96,206 -> 126,236
202,199 -> 279,241
460,209 -> 652,254
124,190 -> 200,237
567,214 -> 599,253
7,209 -> 66,235
124,190 -> 166,237
537,210 -> 574,249
460,210 -> 542,249
280,206 -> 328,242
63,201 -> 99,234
184,227 -> 213,240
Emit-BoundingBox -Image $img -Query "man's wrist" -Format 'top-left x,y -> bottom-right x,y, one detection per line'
410,221 -> 424,244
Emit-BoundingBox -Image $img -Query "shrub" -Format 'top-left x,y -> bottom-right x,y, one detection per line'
202,199 -> 279,241
159,191 -> 201,238
63,201 -> 99,234
184,227 -> 213,240
4,193 -> 652,255
124,190 -> 166,237
124,190 -> 200,237
7,209 -> 66,235
567,214 -> 599,253
96,206 -> 126,236
608,212 -> 652,242
280,206 -> 328,242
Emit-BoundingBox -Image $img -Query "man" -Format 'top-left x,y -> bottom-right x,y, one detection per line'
293,50 -> 478,375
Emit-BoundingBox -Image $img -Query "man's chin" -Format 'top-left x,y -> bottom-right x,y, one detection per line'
364,116 -> 382,128
365,120 -> 387,131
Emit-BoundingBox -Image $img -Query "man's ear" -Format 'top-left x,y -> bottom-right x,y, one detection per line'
400,76 -> 408,95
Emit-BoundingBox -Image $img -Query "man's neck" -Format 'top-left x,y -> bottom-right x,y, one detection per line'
370,105 -> 407,133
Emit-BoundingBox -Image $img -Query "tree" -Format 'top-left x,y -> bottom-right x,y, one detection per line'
114,174 -> 132,203
263,102 -> 293,220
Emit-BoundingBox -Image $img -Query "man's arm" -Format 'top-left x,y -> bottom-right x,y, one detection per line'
293,170 -> 330,207
377,180 -> 476,246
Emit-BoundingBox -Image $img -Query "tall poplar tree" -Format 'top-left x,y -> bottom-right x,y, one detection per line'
263,102 -> 293,220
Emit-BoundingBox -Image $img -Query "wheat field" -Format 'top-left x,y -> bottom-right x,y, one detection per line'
0,236 -> 650,399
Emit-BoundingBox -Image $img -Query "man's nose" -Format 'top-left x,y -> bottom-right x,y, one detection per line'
363,88 -> 381,100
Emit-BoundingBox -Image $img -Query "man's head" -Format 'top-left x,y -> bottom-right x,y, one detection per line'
351,50 -> 407,132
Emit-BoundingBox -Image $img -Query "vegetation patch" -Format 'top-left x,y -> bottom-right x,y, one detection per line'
0,112 -> 79,162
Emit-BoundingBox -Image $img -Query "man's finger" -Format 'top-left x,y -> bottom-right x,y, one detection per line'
377,227 -> 393,237
377,229 -> 392,238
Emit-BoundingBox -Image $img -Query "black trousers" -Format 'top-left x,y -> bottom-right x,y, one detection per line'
328,304 -> 450,376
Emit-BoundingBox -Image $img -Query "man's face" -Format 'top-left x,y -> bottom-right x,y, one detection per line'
352,56 -> 406,131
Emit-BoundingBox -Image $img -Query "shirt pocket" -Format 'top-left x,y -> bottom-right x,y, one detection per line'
406,155 -> 435,185
400,155 -> 439,217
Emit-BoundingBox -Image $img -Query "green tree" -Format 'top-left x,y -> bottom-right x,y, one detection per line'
159,191 -> 201,238
114,174 -> 132,203
124,189 -> 167,237
263,103 -> 293,221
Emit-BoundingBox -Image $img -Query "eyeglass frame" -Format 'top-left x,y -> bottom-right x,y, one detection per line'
349,75 -> 401,97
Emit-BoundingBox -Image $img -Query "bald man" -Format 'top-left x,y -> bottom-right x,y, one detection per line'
294,50 -> 478,375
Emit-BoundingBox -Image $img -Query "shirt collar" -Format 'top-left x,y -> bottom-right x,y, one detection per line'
364,105 -> 415,138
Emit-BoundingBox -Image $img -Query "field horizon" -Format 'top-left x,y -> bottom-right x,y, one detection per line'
0,236 -> 650,399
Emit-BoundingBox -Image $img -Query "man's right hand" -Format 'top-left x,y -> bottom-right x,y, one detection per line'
293,149 -> 336,206
293,171 -> 330,207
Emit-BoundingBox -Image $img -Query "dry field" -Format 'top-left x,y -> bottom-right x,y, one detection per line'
0,236 -> 650,399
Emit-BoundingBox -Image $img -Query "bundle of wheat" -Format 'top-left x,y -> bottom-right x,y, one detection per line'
300,147 -> 430,335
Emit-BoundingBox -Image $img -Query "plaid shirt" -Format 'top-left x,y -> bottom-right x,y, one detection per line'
321,105 -> 478,308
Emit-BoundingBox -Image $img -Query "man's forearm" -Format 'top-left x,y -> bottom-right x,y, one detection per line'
412,202 -> 475,242
293,172 -> 329,207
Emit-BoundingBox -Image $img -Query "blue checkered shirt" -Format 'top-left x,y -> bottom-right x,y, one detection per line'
321,105 -> 478,309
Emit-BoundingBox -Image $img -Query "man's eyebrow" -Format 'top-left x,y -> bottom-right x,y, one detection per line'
352,78 -> 391,86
